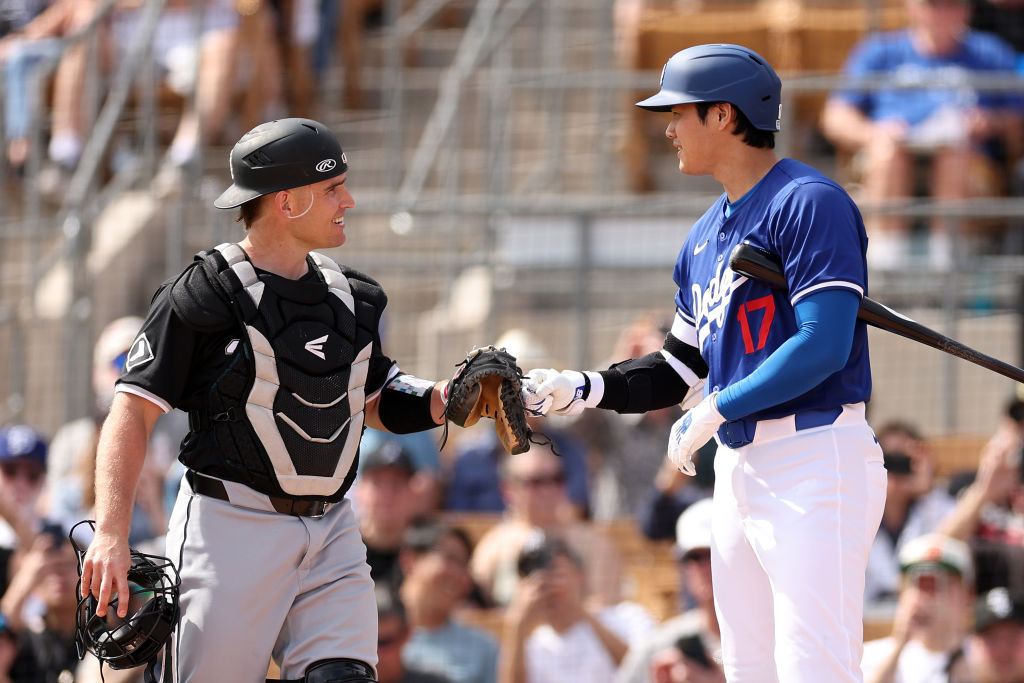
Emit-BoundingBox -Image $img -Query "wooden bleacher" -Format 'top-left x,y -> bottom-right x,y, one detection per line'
927,434 -> 990,480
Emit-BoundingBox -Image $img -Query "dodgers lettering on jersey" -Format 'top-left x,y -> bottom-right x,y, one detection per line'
673,158 -> 872,423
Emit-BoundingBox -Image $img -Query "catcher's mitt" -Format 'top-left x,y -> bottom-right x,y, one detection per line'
445,346 -> 531,455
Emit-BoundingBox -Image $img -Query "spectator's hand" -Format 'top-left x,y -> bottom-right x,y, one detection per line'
79,530 -> 132,619
507,570 -> 553,632
649,646 -> 725,683
975,421 -> 1022,504
890,590 -> 930,648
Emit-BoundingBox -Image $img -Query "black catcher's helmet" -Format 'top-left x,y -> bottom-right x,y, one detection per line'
71,521 -> 180,671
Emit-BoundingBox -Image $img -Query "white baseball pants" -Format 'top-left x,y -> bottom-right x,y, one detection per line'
710,403 -> 886,683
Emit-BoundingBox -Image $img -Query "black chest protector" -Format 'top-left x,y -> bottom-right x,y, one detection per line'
170,243 -> 388,500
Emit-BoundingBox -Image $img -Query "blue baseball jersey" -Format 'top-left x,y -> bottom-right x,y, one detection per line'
673,158 -> 871,422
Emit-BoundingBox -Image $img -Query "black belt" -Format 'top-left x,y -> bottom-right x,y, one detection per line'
186,470 -> 330,518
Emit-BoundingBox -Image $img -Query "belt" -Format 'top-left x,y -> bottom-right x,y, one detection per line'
185,470 -> 331,518
717,406 -> 844,449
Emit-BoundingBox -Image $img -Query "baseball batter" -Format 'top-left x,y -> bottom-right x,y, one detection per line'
79,119 -> 459,682
524,45 -> 886,682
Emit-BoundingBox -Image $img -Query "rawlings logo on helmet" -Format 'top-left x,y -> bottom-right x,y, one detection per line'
316,159 -> 337,173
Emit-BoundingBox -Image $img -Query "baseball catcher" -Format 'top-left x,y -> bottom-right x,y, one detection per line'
77,118 -> 529,681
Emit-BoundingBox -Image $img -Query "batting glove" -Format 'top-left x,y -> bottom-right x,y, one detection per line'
526,369 -> 602,417
522,369 -> 556,416
668,391 -> 724,476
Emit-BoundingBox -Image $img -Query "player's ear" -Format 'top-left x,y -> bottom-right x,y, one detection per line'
273,189 -> 291,215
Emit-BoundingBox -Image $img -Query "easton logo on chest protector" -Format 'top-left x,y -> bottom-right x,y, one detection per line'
202,243 -> 371,497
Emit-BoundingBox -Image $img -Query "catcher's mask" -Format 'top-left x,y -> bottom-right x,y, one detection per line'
71,520 -> 180,675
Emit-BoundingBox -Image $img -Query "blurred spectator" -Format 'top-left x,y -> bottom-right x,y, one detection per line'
446,424 -> 590,519
111,0 -> 240,190
0,425 -> 48,552
268,0 -> 318,117
0,528 -> 80,682
864,420 -> 957,607
353,438 -> 421,593
470,444 -> 622,608
938,405 -> 1024,594
362,428 -> 444,520
0,0 -> 97,175
45,316 -> 184,544
963,586 -> 1024,683
969,0 -> 1024,53
568,314 -> 692,523
498,530 -> 655,683
398,519 -> 498,683
860,533 -> 975,683
616,499 -> 724,683
821,0 -> 1024,270
446,329 -> 590,518
636,448 -> 713,542
0,612 -> 15,683
375,586 -> 452,683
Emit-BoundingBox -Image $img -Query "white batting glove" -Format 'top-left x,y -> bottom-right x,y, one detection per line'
522,368 -> 556,416
668,391 -> 724,476
530,369 -> 593,417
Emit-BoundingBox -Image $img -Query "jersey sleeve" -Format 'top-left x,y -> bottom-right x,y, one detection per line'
115,284 -> 205,412
766,181 -> 868,304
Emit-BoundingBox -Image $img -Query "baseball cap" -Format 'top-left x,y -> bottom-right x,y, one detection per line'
974,587 -> 1024,633
94,316 -> 144,371
0,424 -> 47,468
675,498 -> 714,559
360,439 -> 415,477
898,533 -> 974,583
214,118 -> 348,209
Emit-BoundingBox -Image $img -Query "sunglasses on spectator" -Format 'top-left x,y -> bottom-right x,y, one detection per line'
516,473 -> 565,488
377,632 -> 403,649
905,566 -> 954,594
682,548 -> 712,564
0,461 -> 44,483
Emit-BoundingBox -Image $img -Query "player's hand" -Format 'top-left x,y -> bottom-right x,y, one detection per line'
668,392 -> 724,476
79,530 -> 132,619
521,368 -> 557,416
528,369 -> 589,416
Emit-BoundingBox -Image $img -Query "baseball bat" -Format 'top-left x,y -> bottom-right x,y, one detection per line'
728,243 -> 1024,384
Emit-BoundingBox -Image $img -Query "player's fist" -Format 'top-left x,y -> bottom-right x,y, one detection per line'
523,369 -> 589,416
668,392 -> 724,475
522,369 -> 556,416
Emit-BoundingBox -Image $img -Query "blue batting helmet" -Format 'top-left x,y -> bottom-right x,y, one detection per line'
636,44 -> 782,132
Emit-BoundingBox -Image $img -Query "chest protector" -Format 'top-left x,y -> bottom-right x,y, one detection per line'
172,243 -> 386,499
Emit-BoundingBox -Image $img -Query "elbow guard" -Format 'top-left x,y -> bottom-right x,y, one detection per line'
596,333 -> 708,414
376,375 -> 439,434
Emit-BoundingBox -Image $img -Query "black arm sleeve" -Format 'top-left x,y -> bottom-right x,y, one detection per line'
595,330 -> 707,414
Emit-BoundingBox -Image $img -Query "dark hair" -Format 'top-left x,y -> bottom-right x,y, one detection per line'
695,102 -> 775,149
375,586 -> 407,625
236,195 -> 264,228
401,518 -> 473,557
516,531 -> 582,577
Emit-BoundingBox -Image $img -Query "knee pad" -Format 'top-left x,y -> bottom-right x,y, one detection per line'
304,658 -> 376,683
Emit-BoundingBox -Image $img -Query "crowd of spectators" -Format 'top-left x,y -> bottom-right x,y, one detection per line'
0,312 -> 1022,682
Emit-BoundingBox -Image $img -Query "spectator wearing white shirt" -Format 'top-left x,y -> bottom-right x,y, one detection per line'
498,531 -> 655,683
